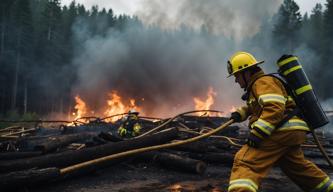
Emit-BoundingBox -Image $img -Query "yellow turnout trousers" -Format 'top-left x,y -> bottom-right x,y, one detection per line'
228,131 -> 333,192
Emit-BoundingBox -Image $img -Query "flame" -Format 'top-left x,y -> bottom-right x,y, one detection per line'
73,95 -> 87,120
193,86 -> 217,116
104,91 -> 142,122
69,86 -> 227,122
104,91 -> 126,118
230,105 -> 236,113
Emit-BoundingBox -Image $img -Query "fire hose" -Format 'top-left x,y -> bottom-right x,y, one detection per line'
311,130 -> 333,168
1,110 -> 332,173
60,111 -> 333,174
60,119 -> 234,174
136,109 -> 223,138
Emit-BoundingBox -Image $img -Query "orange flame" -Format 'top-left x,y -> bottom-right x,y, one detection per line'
193,86 -> 217,116
104,91 -> 142,122
230,105 -> 236,113
73,95 -> 87,120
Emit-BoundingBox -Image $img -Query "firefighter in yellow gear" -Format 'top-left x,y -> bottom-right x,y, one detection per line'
118,110 -> 141,137
227,51 -> 333,192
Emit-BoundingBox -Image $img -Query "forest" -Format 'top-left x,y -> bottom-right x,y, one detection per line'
0,0 -> 332,120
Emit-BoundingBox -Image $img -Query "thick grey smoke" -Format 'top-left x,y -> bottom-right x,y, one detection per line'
320,99 -> 333,137
137,0 -> 283,42
71,0 -> 283,117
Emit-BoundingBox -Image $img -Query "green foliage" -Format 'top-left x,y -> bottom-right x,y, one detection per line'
272,0 -> 302,53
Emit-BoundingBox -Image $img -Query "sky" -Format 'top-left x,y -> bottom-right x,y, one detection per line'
61,0 -> 327,15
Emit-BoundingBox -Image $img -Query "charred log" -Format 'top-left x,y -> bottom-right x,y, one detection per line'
0,128 -> 178,173
33,132 -> 96,153
0,151 -> 42,160
137,151 -> 207,174
0,167 -> 60,189
98,131 -> 123,142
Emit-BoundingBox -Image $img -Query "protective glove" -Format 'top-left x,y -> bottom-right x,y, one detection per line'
230,111 -> 242,122
247,130 -> 263,148
133,123 -> 141,135
118,127 -> 127,137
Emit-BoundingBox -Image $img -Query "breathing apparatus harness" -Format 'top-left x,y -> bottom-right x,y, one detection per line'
242,73 -> 300,130
241,55 -> 333,168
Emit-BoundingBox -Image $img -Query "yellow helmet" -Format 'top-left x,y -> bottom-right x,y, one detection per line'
227,52 -> 264,77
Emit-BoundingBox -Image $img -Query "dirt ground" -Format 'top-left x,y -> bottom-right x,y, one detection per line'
24,160 -> 329,192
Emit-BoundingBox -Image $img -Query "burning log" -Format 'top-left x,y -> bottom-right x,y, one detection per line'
0,128 -> 179,173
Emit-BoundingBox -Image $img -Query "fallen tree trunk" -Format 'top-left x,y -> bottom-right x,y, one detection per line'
0,128 -> 179,173
33,132 -> 96,153
98,131 -> 123,142
0,151 -> 42,160
156,152 -> 207,174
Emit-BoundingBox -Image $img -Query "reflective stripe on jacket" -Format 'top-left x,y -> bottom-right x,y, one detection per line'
238,70 -> 310,139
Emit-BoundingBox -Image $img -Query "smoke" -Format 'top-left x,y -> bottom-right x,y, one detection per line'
136,0 -> 283,42
71,0 -> 283,117
321,99 -> 333,138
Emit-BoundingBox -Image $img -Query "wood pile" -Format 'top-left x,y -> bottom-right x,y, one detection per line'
0,115 -> 332,190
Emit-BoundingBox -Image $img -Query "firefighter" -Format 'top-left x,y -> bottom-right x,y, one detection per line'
118,110 -> 141,138
227,51 -> 333,192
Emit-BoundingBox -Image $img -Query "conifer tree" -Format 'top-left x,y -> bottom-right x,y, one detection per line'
272,0 -> 302,53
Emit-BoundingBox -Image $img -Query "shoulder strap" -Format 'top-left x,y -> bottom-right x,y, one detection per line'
242,73 -> 271,101
244,73 -> 301,129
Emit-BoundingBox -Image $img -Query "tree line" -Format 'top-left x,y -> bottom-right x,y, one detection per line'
0,0 -> 332,119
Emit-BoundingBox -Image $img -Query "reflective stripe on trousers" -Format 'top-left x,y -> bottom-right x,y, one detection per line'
228,179 -> 258,192
312,177 -> 333,192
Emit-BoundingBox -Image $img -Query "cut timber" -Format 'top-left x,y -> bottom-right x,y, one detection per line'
0,167 -> 60,189
0,128 -> 178,173
1,128 -> 36,137
137,151 -> 207,174
33,132 -> 96,153
0,126 -> 22,133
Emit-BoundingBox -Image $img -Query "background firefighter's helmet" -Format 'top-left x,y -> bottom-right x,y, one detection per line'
227,51 -> 264,77
129,109 -> 139,115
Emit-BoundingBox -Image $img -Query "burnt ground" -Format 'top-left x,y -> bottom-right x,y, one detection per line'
24,160 -> 333,192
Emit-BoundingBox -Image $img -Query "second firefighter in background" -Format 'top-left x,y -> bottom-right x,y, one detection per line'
118,110 -> 141,137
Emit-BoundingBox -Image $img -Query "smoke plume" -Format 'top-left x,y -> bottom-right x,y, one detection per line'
71,0 -> 283,117
137,0 -> 283,41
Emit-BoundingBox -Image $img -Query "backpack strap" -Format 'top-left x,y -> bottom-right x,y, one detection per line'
244,73 -> 301,129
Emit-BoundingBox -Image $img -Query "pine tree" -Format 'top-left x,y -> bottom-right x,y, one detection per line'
320,0 -> 333,98
323,0 -> 333,53
308,4 -> 323,52
9,0 -> 34,112
272,0 -> 302,53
